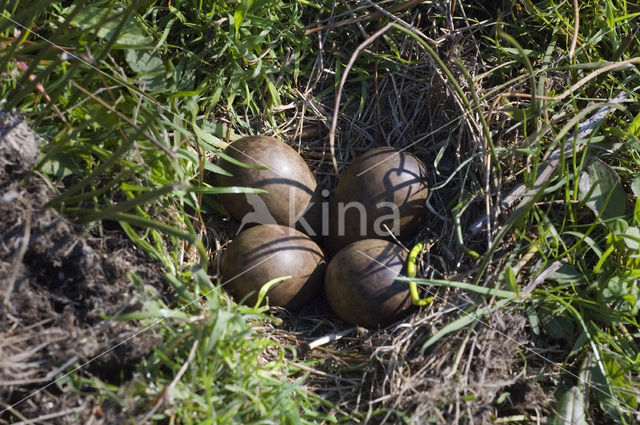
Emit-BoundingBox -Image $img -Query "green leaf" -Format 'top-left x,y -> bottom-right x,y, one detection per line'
578,159 -> 626,226
626,111 -> 640,137
203,310 -> 238,355
603,274 -> 625,298
253,276 -> 291,308
265,75 -> 281,107
125,49 -> 166,90
550,387 -> 588,425
192,121 -> 228,149
40,152 -> 84,179
234,0 -> 255,33
539,307 -> 575,341
504,266 -> 519,294
188,186 -> 268,195
399,277 -> 516,299
201,120 -> 241,142
495,391 -> 511,404
631,175 -> 640,198
125,49 -> 163,74
70,8 -> 152,47
527,305 -> 540,335
176,149 -> 231,176
548,264 -> 584,286
621,226 -> 640,251
568,330 -> 588,357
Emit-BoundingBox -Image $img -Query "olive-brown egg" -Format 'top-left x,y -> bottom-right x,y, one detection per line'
324,239 -> 411,328
221,224 -> 326,309
215,136 -> 320,235
328,147 -> 428,255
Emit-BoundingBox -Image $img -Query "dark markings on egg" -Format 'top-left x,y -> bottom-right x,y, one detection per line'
328,147 -> 429,255
216,136 -> 321,235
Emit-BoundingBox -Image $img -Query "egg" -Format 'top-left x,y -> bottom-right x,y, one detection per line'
324,239 -> 411,328
221,224 -> 326,309
328,147 -> 428,254
215,136 -> 321,235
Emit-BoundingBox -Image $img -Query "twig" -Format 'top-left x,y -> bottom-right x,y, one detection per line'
137,339 -> 199,424
364,0 -> 437,46
328,23 -> 393,173
308,327 -> 356,349
569,0 -> 579,61
305,0 -> 426,35
522,261 -> 564,294
8,407 -> 85,425
2,355 -> 79,386
286,360 -> 359,383
3,196 -> 30,306
512,243 -> 539,277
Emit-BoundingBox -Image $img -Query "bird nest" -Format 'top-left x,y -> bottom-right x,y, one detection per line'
203,4 -> 557,423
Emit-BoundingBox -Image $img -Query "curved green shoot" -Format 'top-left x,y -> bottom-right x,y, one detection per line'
407,242 -> 432,306
453,204 -> 480,259
253,276 -> 292,309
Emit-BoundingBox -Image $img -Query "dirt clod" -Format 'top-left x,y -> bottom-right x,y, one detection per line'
0,111 -> 166,423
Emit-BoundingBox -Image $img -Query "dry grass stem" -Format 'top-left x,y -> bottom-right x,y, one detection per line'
569,0 -> 579,61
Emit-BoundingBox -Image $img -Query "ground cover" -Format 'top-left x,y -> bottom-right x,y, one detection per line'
1,1 -> 639,424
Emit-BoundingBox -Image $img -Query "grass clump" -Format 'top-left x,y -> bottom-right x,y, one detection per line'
444,1 -> 640,422
108,272 -> 334,424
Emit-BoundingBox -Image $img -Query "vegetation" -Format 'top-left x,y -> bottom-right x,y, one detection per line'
1,0 -> 639,423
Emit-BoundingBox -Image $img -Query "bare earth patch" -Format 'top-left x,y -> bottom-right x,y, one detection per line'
0,112 -> 166,423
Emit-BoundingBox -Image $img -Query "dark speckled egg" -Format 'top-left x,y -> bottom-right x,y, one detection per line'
215,136 -> 321,235
221,224 -> 326,309
324,239 -> 411,328
328,147 -> 428,255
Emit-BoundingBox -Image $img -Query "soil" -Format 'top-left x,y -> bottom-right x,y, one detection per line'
0,111 -> 166,424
